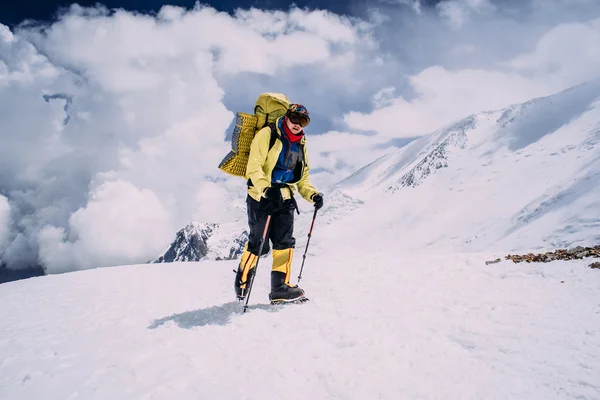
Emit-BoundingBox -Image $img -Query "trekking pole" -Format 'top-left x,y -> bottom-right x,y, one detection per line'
243,215 -> 272,313
298,208 -> 318,282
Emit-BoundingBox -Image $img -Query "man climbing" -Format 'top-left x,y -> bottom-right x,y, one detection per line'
234,103 -> 324,303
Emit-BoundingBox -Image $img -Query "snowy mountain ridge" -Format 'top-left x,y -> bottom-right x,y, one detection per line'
322,80 -> 600,253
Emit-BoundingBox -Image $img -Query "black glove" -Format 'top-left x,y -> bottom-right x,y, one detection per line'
312,192 -> 324,210
264,186 -> 283,203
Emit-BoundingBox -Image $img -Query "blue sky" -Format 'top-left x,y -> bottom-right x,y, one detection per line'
2,0 -> 453,26
3,1 -> 353,26
1,0 -> 600,273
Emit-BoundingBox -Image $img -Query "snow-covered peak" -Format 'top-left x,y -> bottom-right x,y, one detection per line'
153,221 -> 248,263
324,80 -> 600,253
153,222 -> 217,263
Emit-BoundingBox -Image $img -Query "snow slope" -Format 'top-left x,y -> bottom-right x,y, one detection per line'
1,252 -> 599,399
327,80 -> 600,253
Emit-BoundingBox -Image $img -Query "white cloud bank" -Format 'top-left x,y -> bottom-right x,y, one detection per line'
1,0 -> 599,274
38,180 -> 173,273
344,16 -> 600,137
0,4 -> 370,273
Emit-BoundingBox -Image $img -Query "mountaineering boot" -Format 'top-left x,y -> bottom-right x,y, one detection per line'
269,271 -> 305,303
234,248 -> 258,300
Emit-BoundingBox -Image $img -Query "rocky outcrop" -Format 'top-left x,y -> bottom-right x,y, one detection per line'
219,230 -> 248,260
154,222 -> 216,263
154,222 -> 248,263
390,117 -> 472,191
500,245 -> 600,264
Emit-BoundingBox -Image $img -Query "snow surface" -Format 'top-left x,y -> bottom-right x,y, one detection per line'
1,253 -> 599,399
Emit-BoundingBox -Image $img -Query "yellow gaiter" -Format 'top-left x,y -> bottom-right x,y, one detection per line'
272,248 -> 294,285
239,244 -> 258,289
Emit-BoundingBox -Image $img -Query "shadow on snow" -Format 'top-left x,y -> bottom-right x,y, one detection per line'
147,301 -> 277,329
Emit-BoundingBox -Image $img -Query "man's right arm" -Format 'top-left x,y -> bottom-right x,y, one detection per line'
246,127 -> 272,196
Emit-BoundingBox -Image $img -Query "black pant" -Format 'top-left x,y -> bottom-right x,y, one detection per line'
246,195 -> 296,256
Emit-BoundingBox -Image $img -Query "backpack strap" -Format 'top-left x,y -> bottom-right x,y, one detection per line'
268,123 -> 278,151
247,123 -> 279,188
262,113 -> 269,128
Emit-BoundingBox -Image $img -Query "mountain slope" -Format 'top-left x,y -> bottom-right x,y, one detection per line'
328,80 -> 600,253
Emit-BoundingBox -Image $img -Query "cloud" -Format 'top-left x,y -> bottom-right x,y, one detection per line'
308,131 -> 396,188
437,0 -> 496,29
0,4 -> 372,273
378,0 -> 423,14
509,20 -> 600,87
372,87 -> 397,109
39,180 -> 174,273
0,196 -> 9,253
343,14 -> 600,137
344,66 -> 549,137
25,5 -> 338,85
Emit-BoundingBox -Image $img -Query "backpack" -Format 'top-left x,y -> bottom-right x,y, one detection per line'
218,93 -> 290,177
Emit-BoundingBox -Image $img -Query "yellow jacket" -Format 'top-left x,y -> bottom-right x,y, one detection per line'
246,117 -> 318,203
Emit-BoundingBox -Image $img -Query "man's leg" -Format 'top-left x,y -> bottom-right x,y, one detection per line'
269,200 -> 304,302
234,195 -> 272,299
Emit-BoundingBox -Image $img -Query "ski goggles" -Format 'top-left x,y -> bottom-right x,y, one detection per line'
287,112 -> 310,128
